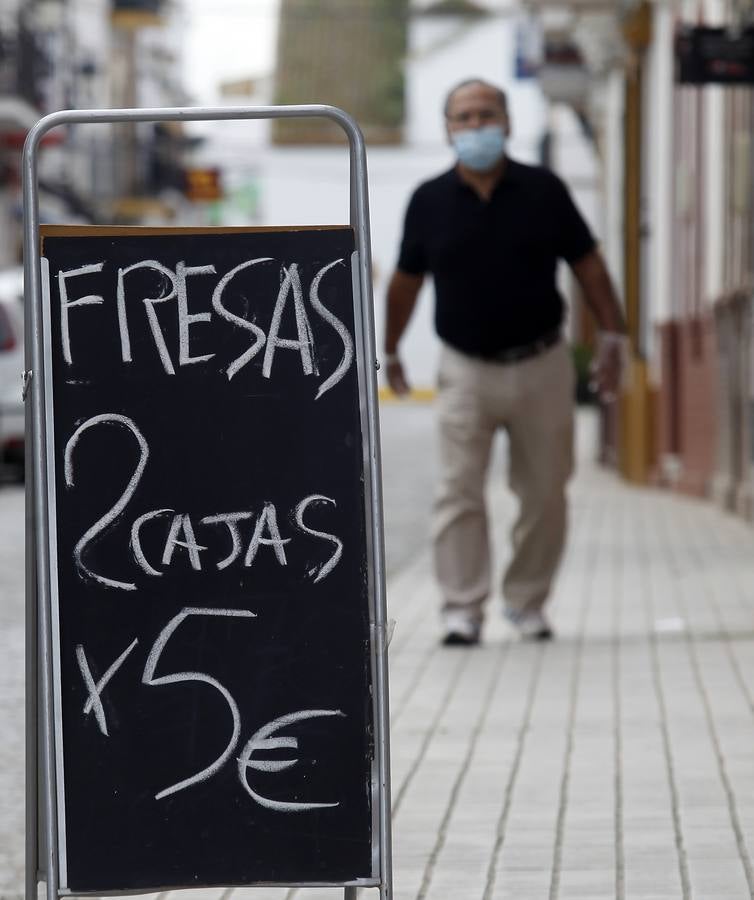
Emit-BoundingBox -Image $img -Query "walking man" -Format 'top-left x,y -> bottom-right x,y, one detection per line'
384,78 -> 626,645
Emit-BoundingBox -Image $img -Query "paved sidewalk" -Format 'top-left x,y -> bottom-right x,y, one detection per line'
3,409 -> 754,899
380,419 -> 754,900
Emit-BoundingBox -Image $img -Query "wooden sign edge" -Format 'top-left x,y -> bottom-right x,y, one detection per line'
39,224 -> 353,239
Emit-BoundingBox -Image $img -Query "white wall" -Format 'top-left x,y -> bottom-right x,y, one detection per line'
406,11 -> 548,160
601,69 -> 625,305
702,0 -> 726,306
643,0 -> 674,358
549,104 -> 601,340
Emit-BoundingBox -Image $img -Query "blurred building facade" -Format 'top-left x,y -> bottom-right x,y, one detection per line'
657,2 -> 754,521
358,0 -> 754,523
2,0 -> 753,526
270,0 -> 754,526
587,0 -> 754,522
0,0 -> 192,266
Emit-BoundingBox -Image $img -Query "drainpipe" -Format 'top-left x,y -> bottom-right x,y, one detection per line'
619,0 -> 653,483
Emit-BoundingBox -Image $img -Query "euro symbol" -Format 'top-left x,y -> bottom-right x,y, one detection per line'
237,709 -> 344,811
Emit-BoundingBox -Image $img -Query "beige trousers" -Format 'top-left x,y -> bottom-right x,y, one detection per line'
433,340 -> 575,631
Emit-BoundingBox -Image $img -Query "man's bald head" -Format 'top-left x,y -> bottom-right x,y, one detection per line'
443,79 -> 508,120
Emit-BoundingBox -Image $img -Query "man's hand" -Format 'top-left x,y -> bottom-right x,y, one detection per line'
570,250 -> 627,403
384,270 -> 423,398
385,355 -> 411,397
590,332 -> 628,403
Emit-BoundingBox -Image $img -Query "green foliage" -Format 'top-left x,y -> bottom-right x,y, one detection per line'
571,343 -> 596,405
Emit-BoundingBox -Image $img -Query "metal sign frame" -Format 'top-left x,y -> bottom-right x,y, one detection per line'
22,105 -> 392,900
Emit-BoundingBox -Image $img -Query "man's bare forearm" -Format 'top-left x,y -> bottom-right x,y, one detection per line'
385,270 -> 423,354
571,250 -> 626,333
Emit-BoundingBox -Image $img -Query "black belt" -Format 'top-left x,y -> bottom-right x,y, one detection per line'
483,328 -> 561,364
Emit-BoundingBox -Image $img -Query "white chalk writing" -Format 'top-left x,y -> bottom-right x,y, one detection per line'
54,256 -> 355,398
59,263 -> 105,365
143,607 -> 256,800
76,638 -> 139,737
65,416 -> 345,586
263,264 -> 316,379
130,509 -> 174,576
211,257 -> 272,380
65,414 -> 149,591
237,709 -> 345,811
57,243 -> 363,819
308,259 -> 354,399
244,502 -> 290,568
294,495 -> 343,583
200,511 -> 254,570
162,513 -> 207,571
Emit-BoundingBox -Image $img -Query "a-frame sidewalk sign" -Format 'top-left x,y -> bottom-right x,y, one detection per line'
22,105 -> 392,900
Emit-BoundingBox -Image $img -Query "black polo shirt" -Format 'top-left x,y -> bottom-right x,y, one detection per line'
397,158 -> 596,357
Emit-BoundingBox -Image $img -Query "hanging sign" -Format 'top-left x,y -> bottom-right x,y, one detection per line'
676,26 -> 754,85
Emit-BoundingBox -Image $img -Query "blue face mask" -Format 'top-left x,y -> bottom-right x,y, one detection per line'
451,125 -> 507,172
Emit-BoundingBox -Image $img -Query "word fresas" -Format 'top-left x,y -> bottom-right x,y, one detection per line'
49,256 -> 354,399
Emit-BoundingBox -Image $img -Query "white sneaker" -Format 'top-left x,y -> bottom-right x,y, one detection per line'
441,611 -> 481,646
505,609 -> 554,641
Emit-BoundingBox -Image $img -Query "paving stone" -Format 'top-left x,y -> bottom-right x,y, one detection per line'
557,868 -> 618,896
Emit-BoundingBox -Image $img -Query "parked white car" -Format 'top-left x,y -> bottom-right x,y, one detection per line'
0,267 -> 25,479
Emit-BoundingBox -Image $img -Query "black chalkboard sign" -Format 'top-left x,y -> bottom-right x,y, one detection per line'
40,226 -> 376,893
